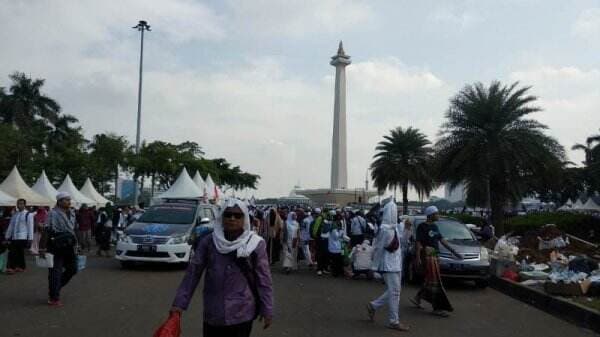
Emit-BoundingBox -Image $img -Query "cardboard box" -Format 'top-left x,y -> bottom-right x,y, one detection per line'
544,279 -> 591,296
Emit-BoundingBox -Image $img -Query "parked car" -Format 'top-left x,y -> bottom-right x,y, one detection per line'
115,199 -> 217,268
406,216 -> 491,288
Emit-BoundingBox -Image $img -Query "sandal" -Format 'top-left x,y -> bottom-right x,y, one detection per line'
410,298 -> 423,309
432,310 -> 450,318
366,303 -> 376,322
387,323 -> 410,332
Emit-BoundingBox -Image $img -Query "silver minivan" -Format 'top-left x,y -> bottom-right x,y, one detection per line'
115,199 -> 217,267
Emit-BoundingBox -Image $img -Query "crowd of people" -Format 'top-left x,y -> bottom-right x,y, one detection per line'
242,200 -> 464,332
1,195 -> 463,335
0,195 -> 147,306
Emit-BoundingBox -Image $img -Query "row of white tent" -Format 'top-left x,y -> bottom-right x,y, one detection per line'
0,166 -> 226,208
0,166 -> 110,207
153,168 -> 222,202
558,197 -> 600,212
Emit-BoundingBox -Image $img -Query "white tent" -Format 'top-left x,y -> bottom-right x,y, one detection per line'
57,175 -> 96,207
0,189 -> 16,206
582,198 -> 600,212
205,174 -> 218,200
572,198 -> 585,210
564,198 -> 574,206
80,178 -> 110,207
192,171 -> 206,195
32,170 -> 59,201
0,166 -> 53,206
156,168 -> 204,199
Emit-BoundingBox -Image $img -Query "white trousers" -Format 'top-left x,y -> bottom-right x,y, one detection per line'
370,272 -> 402,325
302,243 -> 313,265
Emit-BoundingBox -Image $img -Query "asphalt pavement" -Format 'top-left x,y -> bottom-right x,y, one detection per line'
0,254 -> 597,337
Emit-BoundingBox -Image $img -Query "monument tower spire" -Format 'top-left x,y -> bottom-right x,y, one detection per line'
330,40 -> 351,190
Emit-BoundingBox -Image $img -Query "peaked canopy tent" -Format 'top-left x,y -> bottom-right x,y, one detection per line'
155,168 -> 204,201
204,174 -> 221,200
80,178 -> 111,207
32,170 -> 59,201
0,166 -> 53,206
192,171 -> 206,195
0,189 -> 17,206
582,198 -> 600,212
572,198 -> 585,210
57,175 -> 96,207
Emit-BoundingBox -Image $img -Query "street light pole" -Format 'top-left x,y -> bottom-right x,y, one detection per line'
132,20 -> 150,206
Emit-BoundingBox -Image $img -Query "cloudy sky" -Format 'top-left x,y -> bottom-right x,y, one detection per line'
1,0 -> 599,198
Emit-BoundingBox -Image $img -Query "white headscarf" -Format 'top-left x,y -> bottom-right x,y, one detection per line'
212,198 -> 263,258
381,201 -> 398,226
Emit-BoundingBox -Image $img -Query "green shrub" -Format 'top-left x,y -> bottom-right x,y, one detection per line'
504,212 -> 600,242
448,213 -> 485,226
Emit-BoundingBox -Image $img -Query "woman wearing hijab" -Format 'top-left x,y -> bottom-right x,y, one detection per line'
366,201 -> 409,332
265,208 -> 283,265
282,211 -> 300,273
155,199 -> 273,337
411,206 -> 462,317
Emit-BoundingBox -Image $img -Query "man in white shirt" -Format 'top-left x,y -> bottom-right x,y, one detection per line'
350,211 -> 367,248
4,198 -> 34,274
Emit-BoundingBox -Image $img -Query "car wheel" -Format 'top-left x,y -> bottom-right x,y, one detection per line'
120,261 -> 135,269
475,279 -> 489,288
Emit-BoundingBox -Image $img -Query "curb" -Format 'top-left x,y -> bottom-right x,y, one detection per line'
490,276 -> 600,333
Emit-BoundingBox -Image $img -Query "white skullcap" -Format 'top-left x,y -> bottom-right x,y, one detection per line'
56,191 -> 71,201
314,208 -> 322,213
425,205 -> 439,216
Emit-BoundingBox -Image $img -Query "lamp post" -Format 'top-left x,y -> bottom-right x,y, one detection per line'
132,20 -> 150,206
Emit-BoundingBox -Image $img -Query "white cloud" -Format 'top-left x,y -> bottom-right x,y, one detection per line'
509,65 -> 600,165
428,7 -> 483,30
225,0 -> 374,37
572,8 -> 600,39
346,57 -> 444,95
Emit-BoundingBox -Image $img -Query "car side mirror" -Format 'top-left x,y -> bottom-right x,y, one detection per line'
198,217 -> 211,225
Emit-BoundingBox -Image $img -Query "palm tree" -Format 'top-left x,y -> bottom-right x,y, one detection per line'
572,131 -> 600,166
2,72 -> 60,129
435,81 -> 565,234
371,127 -> 434,214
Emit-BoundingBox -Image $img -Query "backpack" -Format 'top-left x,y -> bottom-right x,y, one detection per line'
385,229 -> 400,253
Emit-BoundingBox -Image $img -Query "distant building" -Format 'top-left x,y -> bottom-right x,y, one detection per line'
444,183 -> 466,203
117,178 -> 136,200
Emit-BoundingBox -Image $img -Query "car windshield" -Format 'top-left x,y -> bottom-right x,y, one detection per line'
436,220 -> 475,241
137,205 -> 197,225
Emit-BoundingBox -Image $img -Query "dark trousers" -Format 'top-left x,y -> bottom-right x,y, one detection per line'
350,234 -> 364,248
7,240 -> 27,270
329,252 -> 344,277
316,238 -> 329,272
203,320 -> 253,337
48,248 -> 78,301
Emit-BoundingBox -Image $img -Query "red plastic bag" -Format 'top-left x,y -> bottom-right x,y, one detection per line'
502,269 -> 519,282
153,312 -> 181,337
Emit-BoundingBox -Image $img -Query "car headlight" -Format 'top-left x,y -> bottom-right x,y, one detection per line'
480,247 -> 490,261
168,235 -> 188,245
119,234 -> 132,243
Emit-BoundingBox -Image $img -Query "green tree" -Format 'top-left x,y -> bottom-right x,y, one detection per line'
371,127 -> 435,214
435,81 -> 565,234
88,133 -> 131,196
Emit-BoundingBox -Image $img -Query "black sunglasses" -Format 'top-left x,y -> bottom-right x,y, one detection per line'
223,211 -> 244,220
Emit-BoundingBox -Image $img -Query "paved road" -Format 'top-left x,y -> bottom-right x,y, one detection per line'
0,254 -> 596,337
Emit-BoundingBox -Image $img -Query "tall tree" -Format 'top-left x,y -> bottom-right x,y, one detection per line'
1,72 -> 60,128
371,127 -> 434,214
88,133 -> 131,196
435,81 -> 565,234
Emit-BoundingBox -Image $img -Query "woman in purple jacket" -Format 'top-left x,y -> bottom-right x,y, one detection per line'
168,198 -> 274,337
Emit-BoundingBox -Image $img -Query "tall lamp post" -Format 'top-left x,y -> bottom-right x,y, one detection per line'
132,20 -> 150,206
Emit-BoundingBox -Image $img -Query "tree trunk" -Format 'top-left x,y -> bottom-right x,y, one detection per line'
151,173 -> 155,197
139,175 -> 145,205
114,164 -> 119,202
489,186 -> 506,236
402,181 -> 409,215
